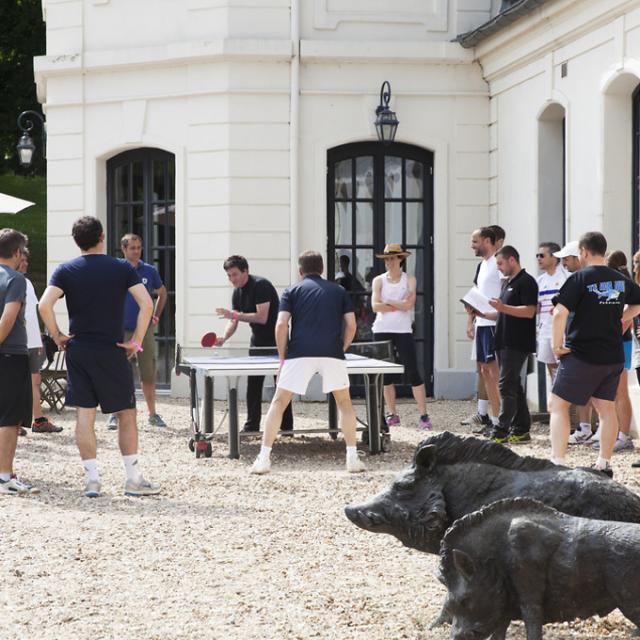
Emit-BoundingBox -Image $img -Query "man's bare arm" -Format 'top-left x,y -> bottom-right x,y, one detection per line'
216,301 -> 270,325
117,283 -> 153,358
38,286 -> 71,349
153,285 -> 168,320
342,312 -> 357,352
275,311 -> 290,361
0,301 -> 21,344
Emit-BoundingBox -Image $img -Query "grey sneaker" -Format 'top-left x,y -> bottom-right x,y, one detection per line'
106,415 -> 118,431
148,414 -> 167,428
613,437 -> 634,453
250,456 -> 271,475
346,455 -> 366,473
568,430 -> 591,445
0,475 -> 39,495
124,477 -> 161,497
84,479 -> 102,498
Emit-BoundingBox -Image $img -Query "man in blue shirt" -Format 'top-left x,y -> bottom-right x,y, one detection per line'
39,217 -> 161,498
107,234 -> 167,430
250,250 -> 366,475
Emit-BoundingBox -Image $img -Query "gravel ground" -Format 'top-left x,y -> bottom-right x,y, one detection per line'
2,396 -> 640,640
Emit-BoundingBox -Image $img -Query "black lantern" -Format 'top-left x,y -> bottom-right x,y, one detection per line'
16,110 -> 46,168
374,81 -> 399,144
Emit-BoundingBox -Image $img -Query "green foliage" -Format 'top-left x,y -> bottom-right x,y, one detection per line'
0,172 -> 47,295
0,0 -> 46,175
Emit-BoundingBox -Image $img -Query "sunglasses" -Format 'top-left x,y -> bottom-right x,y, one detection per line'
535,253 -> 547,259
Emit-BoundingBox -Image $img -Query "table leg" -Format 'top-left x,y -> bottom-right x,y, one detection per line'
228,377 -> 240,459
204,377 -> 213,434
190,369 -> 199,431
365,374 -> 381,455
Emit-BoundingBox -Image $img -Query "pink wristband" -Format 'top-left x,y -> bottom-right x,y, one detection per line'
130,340 -> 143,353
152,315 -> 159,323
232,311 -> 239,321
279,359 -> 285,366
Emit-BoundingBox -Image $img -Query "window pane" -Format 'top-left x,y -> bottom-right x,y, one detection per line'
152,206 -> 166,247
355,157 -> 374,199
115,165 -> 129,203
168,160 -> 175,200
153,160 -> 166,202
335,202 -> 352,244
355,202 -> 373,244
334,159 -> 352,199
115,205 -> 129,251
155,340 -> 167,386
384,202 -> 403,243
353,294 -> 374,342
414,294 -> 425,339
355,248 -> 374,293
406,247 -> 424,289
334,250 -> 356,291
406,159 -> 423,198
132,204 -> 144,239
384,156 -> 402,198
406,202 -> 424,245
132,161 -> 144,202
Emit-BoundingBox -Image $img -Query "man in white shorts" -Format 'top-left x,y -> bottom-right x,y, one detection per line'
250,250 -> 366,475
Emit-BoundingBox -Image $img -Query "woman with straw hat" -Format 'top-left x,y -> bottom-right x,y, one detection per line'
371,244 -> 432,430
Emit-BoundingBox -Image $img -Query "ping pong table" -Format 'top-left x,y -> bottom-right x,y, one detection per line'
175,344 -> 404,458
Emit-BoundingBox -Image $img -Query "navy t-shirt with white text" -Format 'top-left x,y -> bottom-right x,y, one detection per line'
279,274 -> 354,360
49,255 -> 141,347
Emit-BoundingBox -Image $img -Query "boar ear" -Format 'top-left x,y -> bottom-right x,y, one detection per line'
414,444 -> 437,473
452,549 -> 476,582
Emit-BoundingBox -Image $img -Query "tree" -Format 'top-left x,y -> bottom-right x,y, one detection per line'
0,0 -> 46,175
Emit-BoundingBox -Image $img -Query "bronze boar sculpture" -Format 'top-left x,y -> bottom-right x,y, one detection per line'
345,432 -> 640,554
439,497 -> 640,640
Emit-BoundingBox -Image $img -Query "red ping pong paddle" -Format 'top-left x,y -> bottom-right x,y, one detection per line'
201,332 -> 217,347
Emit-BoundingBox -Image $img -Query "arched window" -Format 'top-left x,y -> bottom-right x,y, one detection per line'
327,142 -> 434,395
107,148 -> 176,386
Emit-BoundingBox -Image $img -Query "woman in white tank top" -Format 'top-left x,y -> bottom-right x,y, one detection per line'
371,244 -> 432,430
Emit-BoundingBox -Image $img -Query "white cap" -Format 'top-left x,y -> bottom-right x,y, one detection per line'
553,240 -> 579,258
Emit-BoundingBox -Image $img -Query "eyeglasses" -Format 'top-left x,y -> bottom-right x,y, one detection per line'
535,253 -> 547,259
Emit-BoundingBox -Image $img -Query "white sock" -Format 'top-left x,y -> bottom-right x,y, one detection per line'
595,456 -> 611,470
82,459 -> 100,483
122,454 -> 142,483
550,457 -> 565,466
346,446 -> 358,460
259,445 -> 272,460
618,432 -> 629,442
490,416 -> 499,426
478,399 -> 489,416
578,422 -> 591,433
0,472 -> 11,482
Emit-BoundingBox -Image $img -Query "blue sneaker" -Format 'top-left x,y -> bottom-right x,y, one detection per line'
84,480 -> 101,498
148,414 -> 167,428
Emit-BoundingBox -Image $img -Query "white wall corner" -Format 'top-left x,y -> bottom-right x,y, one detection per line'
122,100 -> 147,143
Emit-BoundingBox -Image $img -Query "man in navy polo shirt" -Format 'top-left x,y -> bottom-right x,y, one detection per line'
250,250 -> 366,475
39,217 -> 161,498
107,233 -> 167,430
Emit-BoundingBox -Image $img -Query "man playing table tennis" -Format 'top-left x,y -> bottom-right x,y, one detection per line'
215,255 -> 293,434
250,250 -> 366,474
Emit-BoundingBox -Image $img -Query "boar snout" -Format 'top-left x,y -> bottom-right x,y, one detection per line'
344,505 -> 389,530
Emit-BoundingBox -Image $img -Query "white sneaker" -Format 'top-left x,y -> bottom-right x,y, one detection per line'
84,479 -> 102,498
124,477 -> 161,496
613,438 -> 634,453
0,475 -> 39,495
346,455 -> 366,473
106,415 -> 118,431
250,456 -> 271,475
568,430 -> 591,445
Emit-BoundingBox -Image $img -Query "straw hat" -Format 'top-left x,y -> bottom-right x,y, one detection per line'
375,243 -> 411,259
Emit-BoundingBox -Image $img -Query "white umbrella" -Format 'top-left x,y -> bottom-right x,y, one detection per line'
0,192 -> 35,215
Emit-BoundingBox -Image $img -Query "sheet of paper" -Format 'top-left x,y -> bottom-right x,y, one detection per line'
461,286 -> 494,316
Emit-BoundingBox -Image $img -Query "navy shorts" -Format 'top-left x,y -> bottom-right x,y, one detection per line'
0,353 -> 32,428
475,326 -> 496,363
65,343 -> 136,414
552,353 -> 623,405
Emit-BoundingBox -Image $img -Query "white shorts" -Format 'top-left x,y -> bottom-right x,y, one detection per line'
277,357 -> 350,395
537,336 -> 558,365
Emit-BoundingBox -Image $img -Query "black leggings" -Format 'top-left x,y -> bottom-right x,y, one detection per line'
374,332 -> 423,387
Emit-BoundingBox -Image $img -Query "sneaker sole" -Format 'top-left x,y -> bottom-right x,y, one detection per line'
84,491 -> 101,498
124,489 -> 161,497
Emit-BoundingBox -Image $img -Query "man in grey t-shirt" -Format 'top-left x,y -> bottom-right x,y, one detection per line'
0,228 -> 38,495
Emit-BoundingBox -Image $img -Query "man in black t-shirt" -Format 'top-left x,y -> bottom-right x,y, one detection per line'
216,255 -> 293,433
485,245 -> 538,444
549,232 -> 640,476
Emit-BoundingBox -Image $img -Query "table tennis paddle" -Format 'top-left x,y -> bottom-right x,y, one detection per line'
201,332 -> 217,347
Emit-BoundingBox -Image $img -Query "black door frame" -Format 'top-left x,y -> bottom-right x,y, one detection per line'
326,141 -> 434,395
633,85 -> 640,255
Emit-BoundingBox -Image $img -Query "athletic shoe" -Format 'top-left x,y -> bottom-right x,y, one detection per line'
18,427 -> 27,437
507,432 -> 531,445
346,454 -> 366,473
241,425 -> 260,434
385,413 -> 400,427
106,415 -> 118,431
490,434 -> 509,444
631,460 -> 640,468
568,430 -> 591,445
592,464 -> 613,479
124,477 -> 161,497
32,417 -> 63,433
250,456 -> 271,475
84,479 -> 102,498
148,414 -> 167,428
462,413 -> 490,427
419,414 -> 433,430
0,476 -> 39,495
613,438 -> 634,453
473,424 -> 492,437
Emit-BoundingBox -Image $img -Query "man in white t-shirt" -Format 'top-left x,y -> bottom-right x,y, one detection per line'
18,250 -> 62,434
536,242 -> 568,382
468,227 -> 503,431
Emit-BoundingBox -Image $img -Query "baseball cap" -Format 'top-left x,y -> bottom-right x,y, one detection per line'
553,240 -> 579,258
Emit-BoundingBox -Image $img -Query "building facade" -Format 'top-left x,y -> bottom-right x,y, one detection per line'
34,0 -> 640,397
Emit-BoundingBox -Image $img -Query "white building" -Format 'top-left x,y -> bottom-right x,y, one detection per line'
34,0 -> 640,397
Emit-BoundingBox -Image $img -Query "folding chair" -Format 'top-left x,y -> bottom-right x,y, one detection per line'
40,350 -> 67,412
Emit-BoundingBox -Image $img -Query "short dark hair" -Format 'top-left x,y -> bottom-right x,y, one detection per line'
496,245 -> 520,262
578,231 -> 607,256
121,233 -> 142,248
539,241 -> 560,255
488,225 -> 505,242
223,255 -> 249,272
0,228 -> 28,259
478,227 -> 496,245
72,216 -> 103,251
298,250 -> 323,275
